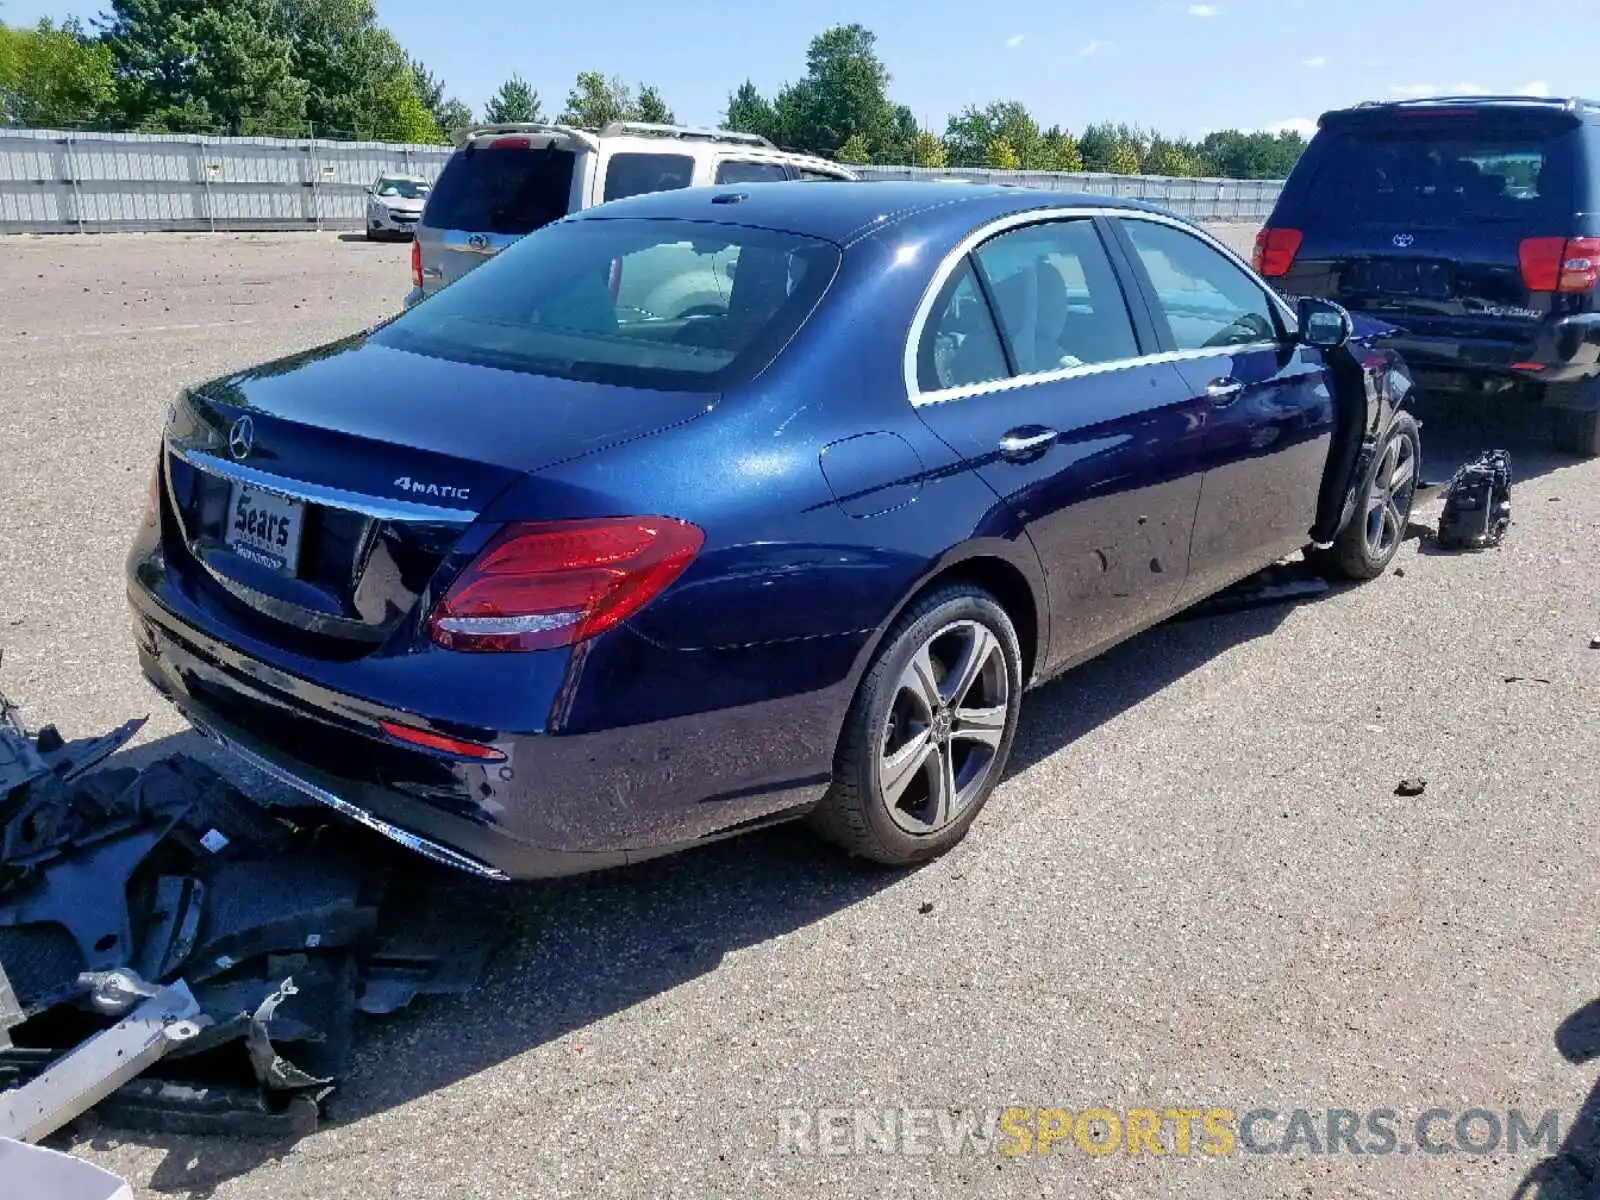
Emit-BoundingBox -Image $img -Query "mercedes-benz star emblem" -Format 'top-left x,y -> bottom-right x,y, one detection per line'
227,415 -> 255,461
1393,233 -> 1416,249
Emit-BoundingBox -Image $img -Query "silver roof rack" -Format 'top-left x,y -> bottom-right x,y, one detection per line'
596,120 -> 776,148
1353,94 -> 1598,110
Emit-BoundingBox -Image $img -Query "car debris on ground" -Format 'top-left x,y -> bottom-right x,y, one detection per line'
1436,449 -> 1513,550
0,679 -> 505,1145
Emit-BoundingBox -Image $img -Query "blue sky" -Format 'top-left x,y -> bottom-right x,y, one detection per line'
10,0 -> 1592,138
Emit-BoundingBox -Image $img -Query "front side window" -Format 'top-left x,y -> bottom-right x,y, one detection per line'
715,160 -> 790,185
603,153 -> 695,202
972,219 -> 1140,374
1121,218 -> 1281,351
374,218 -> 839,391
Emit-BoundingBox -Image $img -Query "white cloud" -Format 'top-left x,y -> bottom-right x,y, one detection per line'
1520,80 -> 1551,96
1080,39 -> 1111,56
1187,3 -> 1222,14
1388,82 -> 1487,98
1004,33 -> 1025,48
1268,116 -> 1318,138
1303,56 -> 1327,69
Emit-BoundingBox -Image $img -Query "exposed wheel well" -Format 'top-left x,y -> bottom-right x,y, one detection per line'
909,556 -> 1042,686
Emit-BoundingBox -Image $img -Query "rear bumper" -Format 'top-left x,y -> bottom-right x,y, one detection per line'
1377,312 -> 1600,397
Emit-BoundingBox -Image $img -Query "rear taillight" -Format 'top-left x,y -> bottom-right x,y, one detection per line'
426,517 -> 705,653
1252,227 -> 1303,277
379,719 -> 506,761
1519,236 -> 1600,293
488,136 -> 531,150
410,238 -> 423,289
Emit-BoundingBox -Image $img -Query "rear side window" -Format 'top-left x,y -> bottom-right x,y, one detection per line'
1301,121 -> 1576,225
374,219 -> 840,392
425,145 -> 576,235
715,160 -> 790,185
973,218 -> 1140,372
603,153 -> 694,202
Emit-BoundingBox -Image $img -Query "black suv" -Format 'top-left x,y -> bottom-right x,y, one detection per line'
1256,95 -> 1600,456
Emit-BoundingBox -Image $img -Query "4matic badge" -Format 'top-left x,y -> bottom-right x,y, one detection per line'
393,476 -> 471,502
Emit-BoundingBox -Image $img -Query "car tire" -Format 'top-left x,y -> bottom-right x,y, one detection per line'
810,585 -> 1023,866
1311,411 -> 1421,581
1551,406 -> 1600,457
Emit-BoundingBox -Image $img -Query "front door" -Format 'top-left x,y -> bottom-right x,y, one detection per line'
1109,215 -> 1337,601
909,215 -> 1212,674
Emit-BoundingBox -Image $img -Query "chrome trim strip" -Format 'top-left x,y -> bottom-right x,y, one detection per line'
192,719 -> 510,882
903,205 -> 1297,407
168,444 -> 478,525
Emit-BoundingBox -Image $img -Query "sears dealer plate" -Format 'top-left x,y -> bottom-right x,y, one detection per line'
224,482 -> 305,575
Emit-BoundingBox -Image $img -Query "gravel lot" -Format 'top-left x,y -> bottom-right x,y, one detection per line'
2,227 -> 1598,1200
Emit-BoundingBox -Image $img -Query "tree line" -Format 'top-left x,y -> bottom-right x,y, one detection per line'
2,11 -> 1307,178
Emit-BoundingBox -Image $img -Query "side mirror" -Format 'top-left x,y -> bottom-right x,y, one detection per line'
1296,297 -> 1354,350
365,186 -> 374,195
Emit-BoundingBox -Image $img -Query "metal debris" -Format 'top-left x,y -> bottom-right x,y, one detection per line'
0,684 -> 501,1138
1177,560 -> 1332,621
0,1137 -> 133,1200
1436,449 -> 1513,550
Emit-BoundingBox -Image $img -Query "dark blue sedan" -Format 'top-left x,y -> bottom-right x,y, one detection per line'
127,182 -> 1420,881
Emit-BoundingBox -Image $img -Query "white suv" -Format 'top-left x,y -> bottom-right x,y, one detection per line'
404,121 -> 857,307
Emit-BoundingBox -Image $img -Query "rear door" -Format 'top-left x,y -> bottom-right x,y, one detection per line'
1111,215 -> 1335,599
1275,108 -> 1587,346
416,136 -> 584,297
909,215 -> 1210,671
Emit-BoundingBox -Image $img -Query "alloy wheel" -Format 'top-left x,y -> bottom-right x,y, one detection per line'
876,620 -> 1011,836
1364,432 -> 1418,561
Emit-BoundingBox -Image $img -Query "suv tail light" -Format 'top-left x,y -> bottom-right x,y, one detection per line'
1252,227 -> 1303,277
410,237 -> 423,289
1520,236 -> 1600,293
426,517 -> 704,652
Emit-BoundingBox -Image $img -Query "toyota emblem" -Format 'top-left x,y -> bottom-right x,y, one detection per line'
1393,233 -> 1416,249
227,415 -> 255,461
467,233 -> 490,250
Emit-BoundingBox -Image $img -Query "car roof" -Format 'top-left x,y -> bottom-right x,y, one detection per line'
568,180 -> 1178,247
1319,95 -> 1600,126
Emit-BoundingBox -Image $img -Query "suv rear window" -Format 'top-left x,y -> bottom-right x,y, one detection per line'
603,153 -> 694,202
1303,120 -> 1575,225
374,218 -> 840,391
424,144 -> 577,235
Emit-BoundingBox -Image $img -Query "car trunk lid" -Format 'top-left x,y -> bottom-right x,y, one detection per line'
160,337 -> 712,654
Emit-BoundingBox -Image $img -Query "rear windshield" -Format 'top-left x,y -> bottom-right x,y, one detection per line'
373,218 -> 840,391
375,178 -> 428,199
603,153 -> 694,202
1303,121 -> 1575,225
424,143 -> 577,235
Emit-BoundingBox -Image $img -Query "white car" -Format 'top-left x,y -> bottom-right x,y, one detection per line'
365,174 -> 431,241
404,121 -> 857,306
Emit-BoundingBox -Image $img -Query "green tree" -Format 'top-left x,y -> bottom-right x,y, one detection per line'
902,129 -> 947,167
560,70 -> 634,127
483,73 -> 539,123
836,131 -> 871,164
1107,139 -> 1142,175
771,23 -> 893,159
985,135 -> 1019,170
265,0 -> 420,138
0,18 -> 116,127
1196,129 -> 1306,179
945,101 -> 1041,168
635,83 -> 673,124
723,79 -> 777,142
410,56 -> 471,139
1146,136 -> 1198,177
1039,125 -> 1083,172
100,0 -> 306,133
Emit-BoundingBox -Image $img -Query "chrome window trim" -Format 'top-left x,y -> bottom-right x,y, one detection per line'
903,206 -> 1296,408
168,443 -> 477,525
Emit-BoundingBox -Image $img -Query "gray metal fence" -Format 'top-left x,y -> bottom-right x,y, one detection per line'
0,128 -> 1284,235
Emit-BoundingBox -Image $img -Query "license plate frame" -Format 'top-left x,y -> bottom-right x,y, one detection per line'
223,481 -> 305,576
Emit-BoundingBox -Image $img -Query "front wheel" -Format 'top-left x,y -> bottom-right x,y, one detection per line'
1311,411 -> 1421,581
810,587 -> 1023,866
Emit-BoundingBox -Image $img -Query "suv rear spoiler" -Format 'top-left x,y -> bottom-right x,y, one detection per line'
453,122 -> 601,151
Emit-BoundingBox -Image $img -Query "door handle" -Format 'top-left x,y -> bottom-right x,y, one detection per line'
1206,378 -> 1244,405
998,427 -> 1058,460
